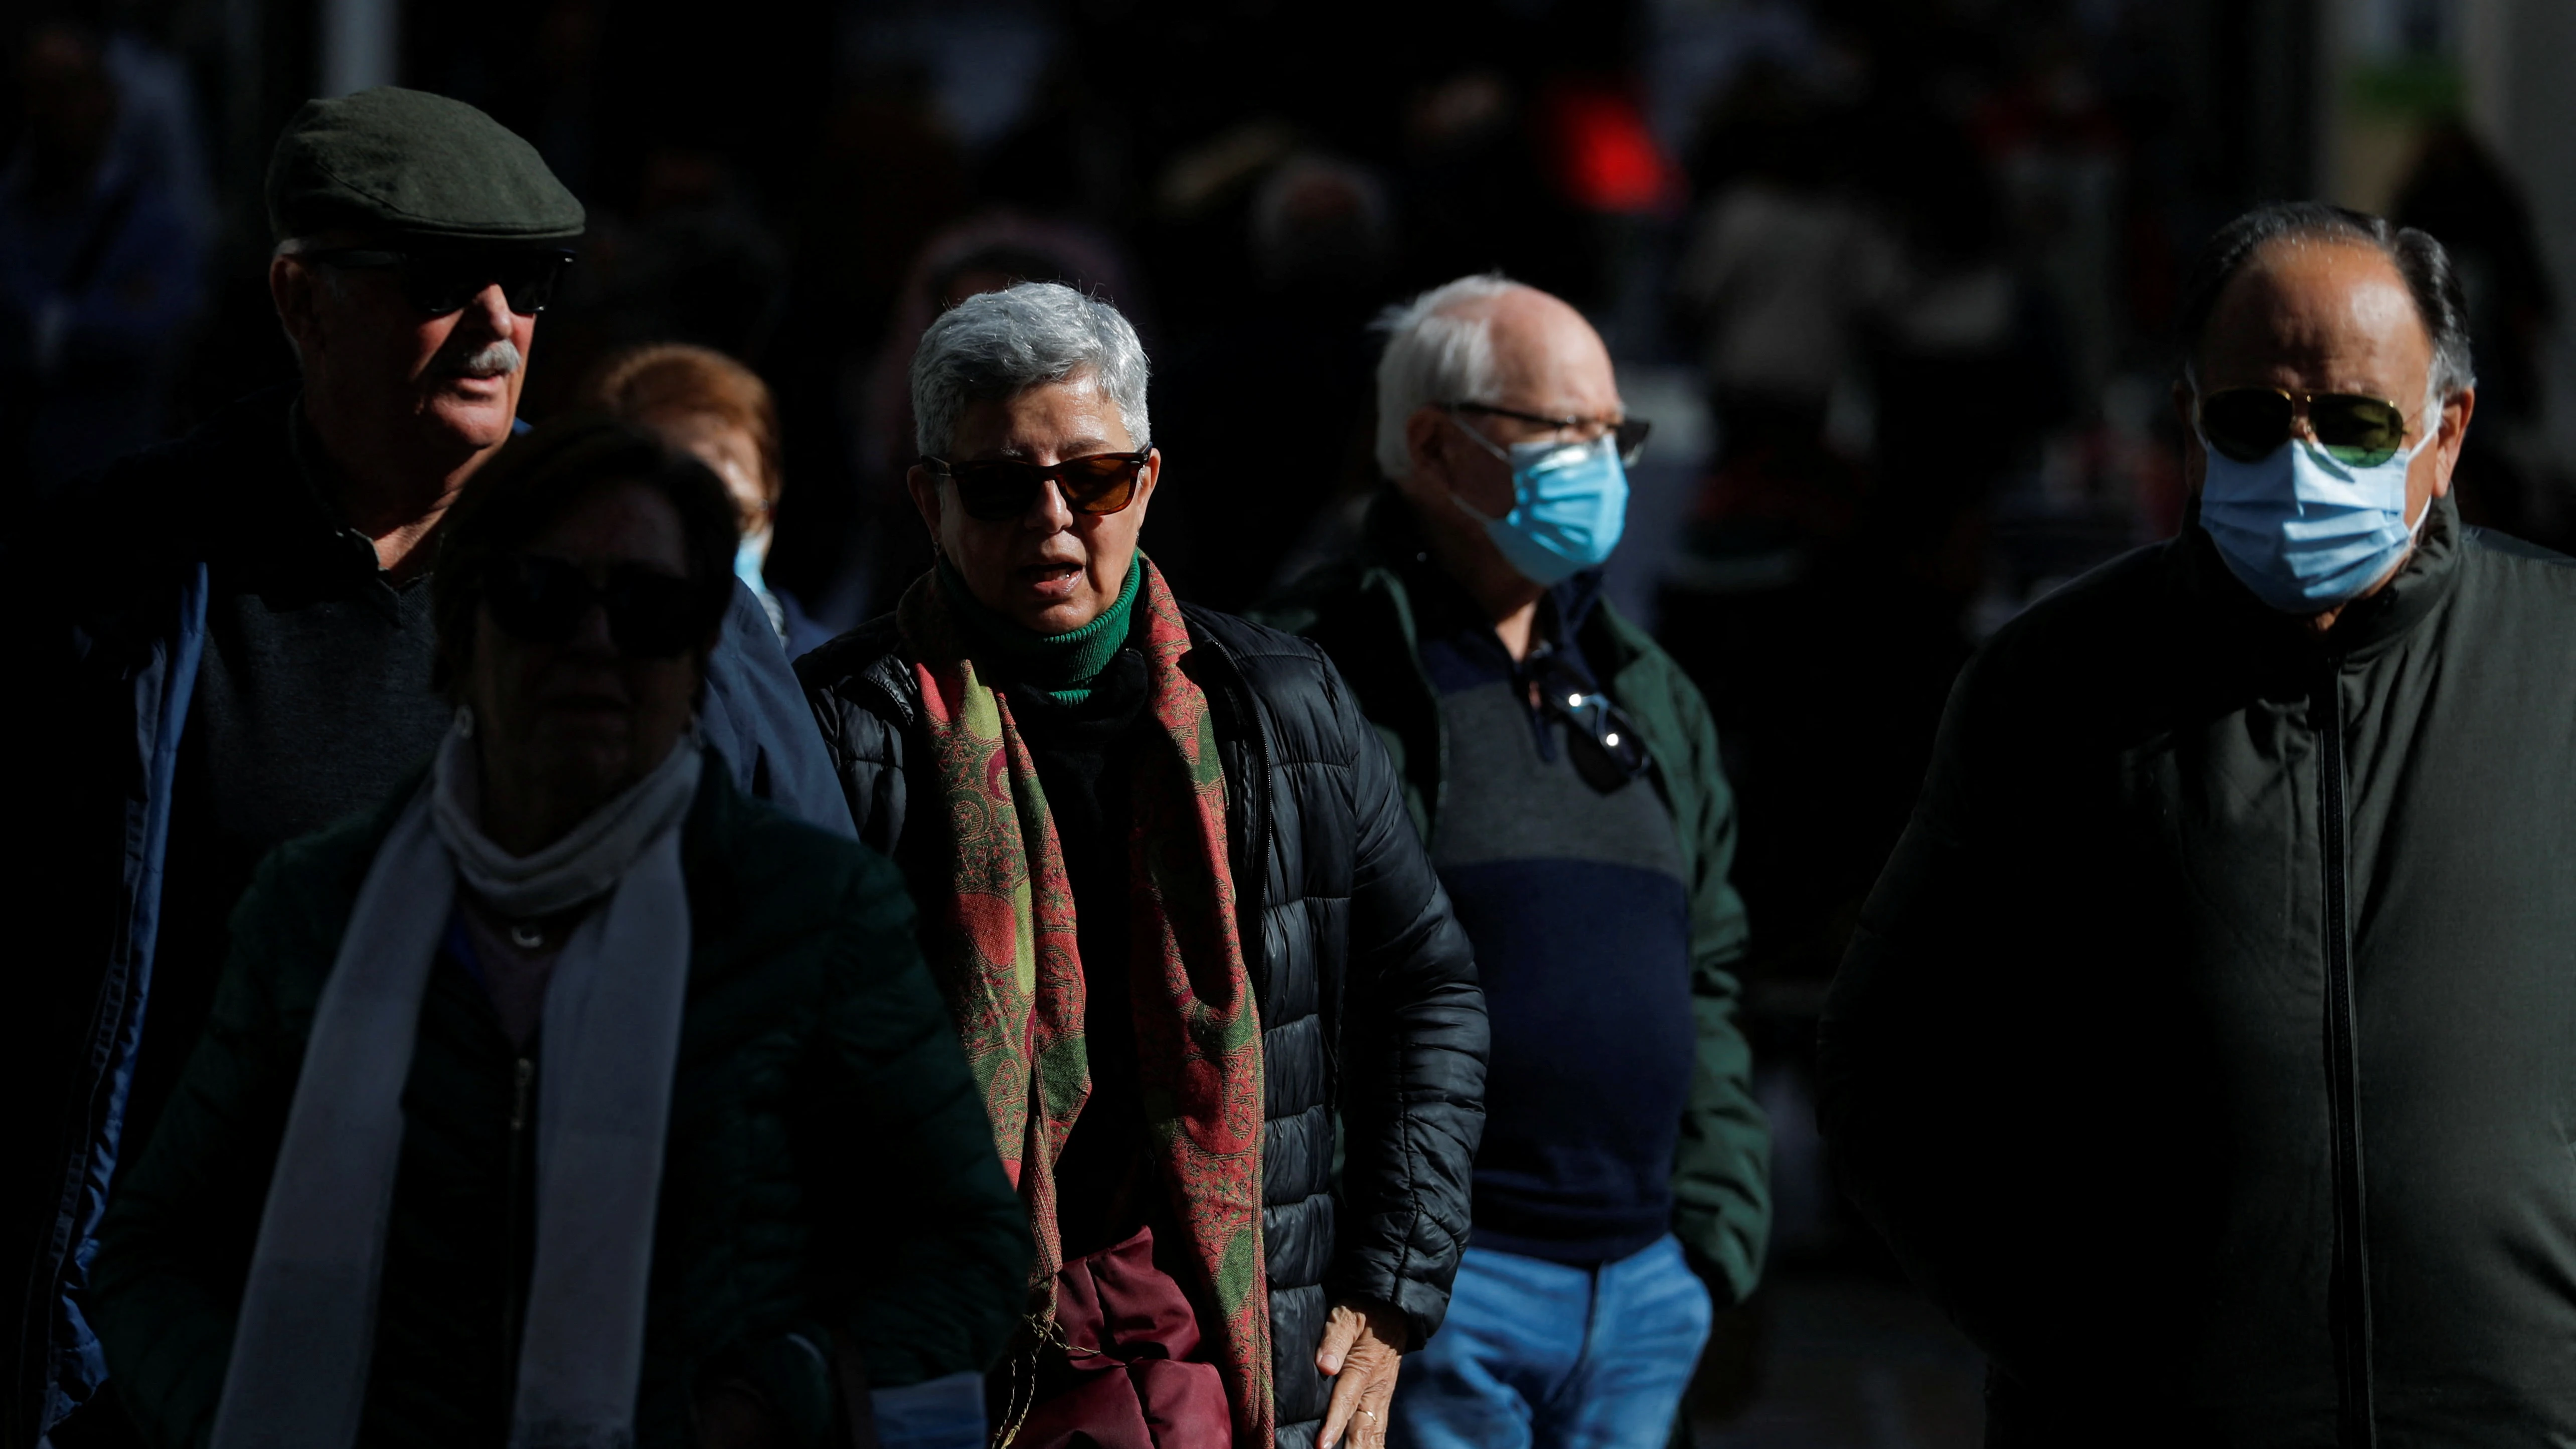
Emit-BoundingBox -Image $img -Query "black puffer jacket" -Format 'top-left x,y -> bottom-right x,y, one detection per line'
796,605 -> 1488,1447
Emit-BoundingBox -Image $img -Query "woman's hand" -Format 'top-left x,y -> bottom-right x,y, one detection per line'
1316,1297 -> 1409,1449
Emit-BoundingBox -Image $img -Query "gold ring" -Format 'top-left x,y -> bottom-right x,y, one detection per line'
1359,1409 -> 1377,1420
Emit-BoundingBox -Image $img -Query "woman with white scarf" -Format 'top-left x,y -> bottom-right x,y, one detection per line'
91,420 -> 1030,1449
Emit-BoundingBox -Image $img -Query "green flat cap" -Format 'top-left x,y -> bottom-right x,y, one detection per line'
267,86 -> 584,245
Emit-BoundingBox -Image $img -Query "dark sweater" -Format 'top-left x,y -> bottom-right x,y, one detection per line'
1419,573 -> 1697,1266
140,413 -> 453,1182
1005,651 -> 1161,1260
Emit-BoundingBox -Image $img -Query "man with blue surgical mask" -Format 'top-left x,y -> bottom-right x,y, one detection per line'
1259,274 -> 1769,1449
1816,202 -> 2576,1445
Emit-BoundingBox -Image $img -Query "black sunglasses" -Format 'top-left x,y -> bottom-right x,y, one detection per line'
485,555 -> 710,658
1529,653 -> 1652,781
918,450 -> 1151,523
1444,402 -> 1652,467
2198,387 -> 2413,468
300,246 -> 575,317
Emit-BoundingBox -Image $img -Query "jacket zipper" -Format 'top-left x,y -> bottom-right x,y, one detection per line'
2318,665 -> 2375,1445
502,1055 -> 534,1383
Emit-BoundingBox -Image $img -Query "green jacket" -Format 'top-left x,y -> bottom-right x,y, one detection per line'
91,757 -> 1030,1449
1253,494 -> 1770,1304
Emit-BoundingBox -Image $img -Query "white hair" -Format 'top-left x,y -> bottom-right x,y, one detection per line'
1371,272 -> 1519,479
911,281 -> 1151,456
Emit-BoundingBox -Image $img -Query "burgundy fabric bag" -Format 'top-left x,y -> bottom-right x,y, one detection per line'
1014,1226 -> 1234,1449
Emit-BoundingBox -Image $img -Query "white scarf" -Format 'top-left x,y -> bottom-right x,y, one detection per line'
212,714 -> 702,1449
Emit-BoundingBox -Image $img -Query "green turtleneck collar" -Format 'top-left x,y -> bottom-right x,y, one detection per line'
936,552 -> 1144,705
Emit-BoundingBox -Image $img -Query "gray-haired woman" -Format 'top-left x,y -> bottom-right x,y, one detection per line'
92,420 -> 1031,1449
796,282 -> 1488,1449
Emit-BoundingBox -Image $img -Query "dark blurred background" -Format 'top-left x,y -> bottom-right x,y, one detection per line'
9,0 -> 2574,1440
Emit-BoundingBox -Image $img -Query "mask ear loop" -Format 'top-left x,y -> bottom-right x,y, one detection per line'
2403,381 -> 2448,537
1444,409 -> 1513,464
1442,410 -> 1517,527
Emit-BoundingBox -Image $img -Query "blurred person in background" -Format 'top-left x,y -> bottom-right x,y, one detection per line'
1865,111 -> 2069,560
96,1 -> 215,251
0,88 -> 847,1449
90,420 -> 1028,1449
1153,154 -> 1393,610
2391,121 -> 2564,549
797,281 -> 1487,1449
1674,63 -> 1898,485
523,146 -> 794,424
584,341 -> 837,655
1819,202 -> 2576,1443
1259,274 -> 1768,1449
0,19 -> 203,502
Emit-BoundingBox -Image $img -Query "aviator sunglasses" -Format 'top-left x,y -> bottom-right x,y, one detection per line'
1527,649 -> 1653,781
918,450 -> 1152,522
299,246 -> 575,317
2198,387 -> 2415,468
485,555 -> 710,658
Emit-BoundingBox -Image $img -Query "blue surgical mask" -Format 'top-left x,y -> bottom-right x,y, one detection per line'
734,531 -> 771,594
1449,426 -> 1629,586
2198,427 -> 2433,612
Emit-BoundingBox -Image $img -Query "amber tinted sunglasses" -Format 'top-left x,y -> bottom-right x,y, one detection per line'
2198,387 -> 2413,468
919,450 -> 1151,522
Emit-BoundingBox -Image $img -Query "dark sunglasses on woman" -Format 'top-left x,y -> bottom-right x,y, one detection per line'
485,555 -> 710,658
2198,387 -> 2415,468
918,450 -> 1151,522
299,246 -> 575,317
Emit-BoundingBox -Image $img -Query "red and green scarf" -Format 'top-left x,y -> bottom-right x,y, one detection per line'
899,558 -> 1272,1445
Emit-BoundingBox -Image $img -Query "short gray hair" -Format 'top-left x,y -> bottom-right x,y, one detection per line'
911,281 -> 1151,456
1371,273 -> 1519,479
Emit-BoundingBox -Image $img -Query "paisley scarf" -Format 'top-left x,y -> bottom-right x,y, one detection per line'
898,558 -> 1271,1445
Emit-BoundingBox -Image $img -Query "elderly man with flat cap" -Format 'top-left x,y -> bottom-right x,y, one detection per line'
0,88 -> 848,1448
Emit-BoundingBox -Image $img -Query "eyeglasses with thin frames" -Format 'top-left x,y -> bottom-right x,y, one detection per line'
1442,401 -> 1652,466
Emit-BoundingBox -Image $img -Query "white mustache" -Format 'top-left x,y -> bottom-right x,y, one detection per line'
442,341 -> 523,379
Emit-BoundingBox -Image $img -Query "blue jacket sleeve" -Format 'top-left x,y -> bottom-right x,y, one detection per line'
703,580 -> 858,839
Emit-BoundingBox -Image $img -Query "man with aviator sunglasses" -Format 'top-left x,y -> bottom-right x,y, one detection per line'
1819,204 -> 2576,1443
1261,274 -> 1768,1449
1,88 -> 850,1449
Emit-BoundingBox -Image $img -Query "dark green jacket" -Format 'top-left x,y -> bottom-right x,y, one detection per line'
91,757 -> 1030,1449
1819,497 -> 2576,1445
1253,495 -> 1770,1304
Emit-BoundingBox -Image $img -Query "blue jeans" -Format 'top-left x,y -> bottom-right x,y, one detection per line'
1393,1235 -> 1712,1449
871,1370 -> 986,1449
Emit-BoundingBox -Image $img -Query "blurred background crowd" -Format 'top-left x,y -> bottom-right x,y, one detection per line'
7,0 -> 2573,1441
